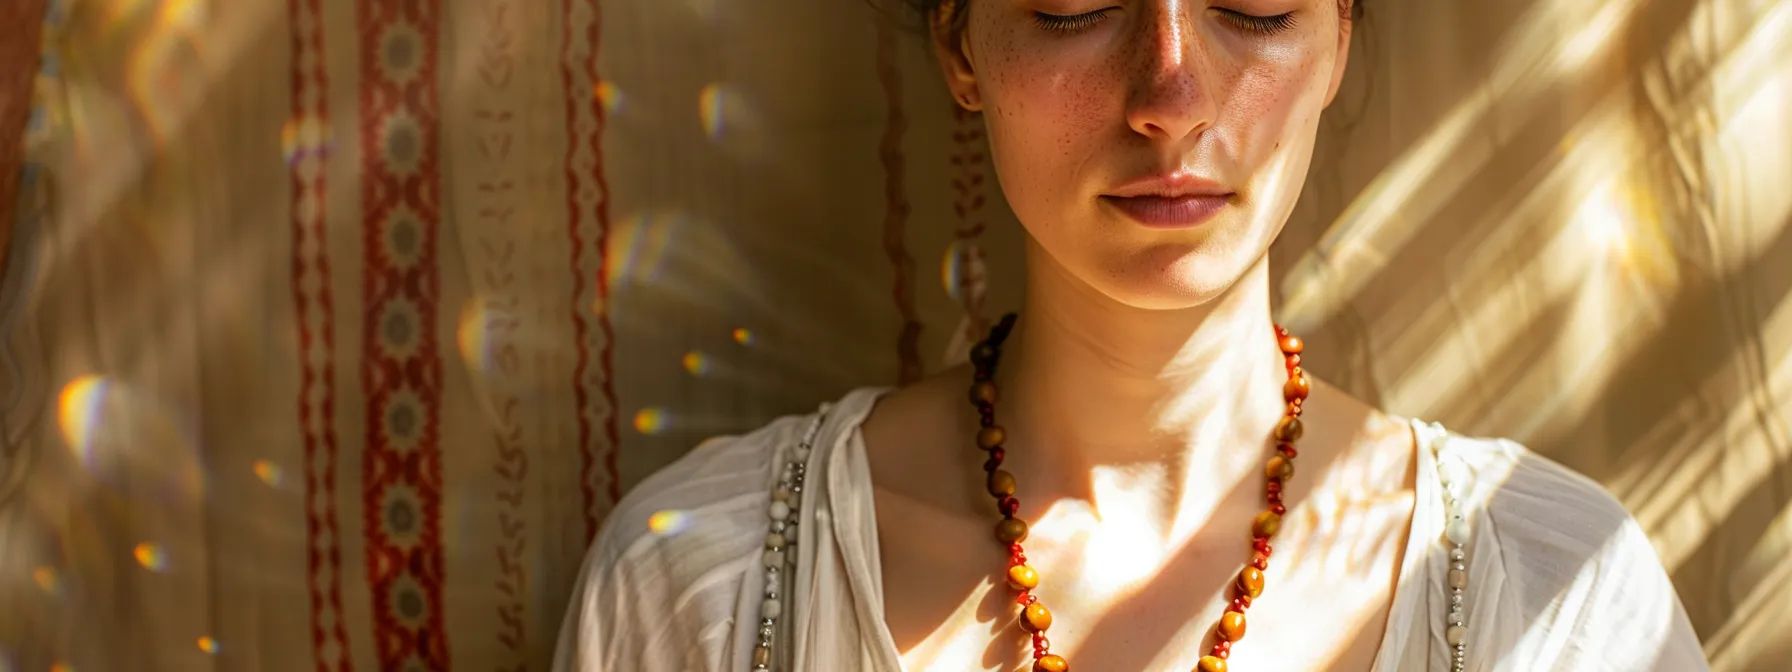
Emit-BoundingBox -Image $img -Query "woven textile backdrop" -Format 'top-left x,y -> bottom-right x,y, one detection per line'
0,0 -> 1788,671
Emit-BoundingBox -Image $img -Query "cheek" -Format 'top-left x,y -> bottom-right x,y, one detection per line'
977,34 -> 1125,212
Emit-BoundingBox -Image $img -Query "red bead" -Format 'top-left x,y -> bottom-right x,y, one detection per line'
1000,496 -> 1020,516
1266,481 -> 1281,493
991,447 -> 1006,462
1278,444 -> 1298,458
984,457 -> 1002,472
981,414 -> 995,427
1286,353 -> 1301,370
1252,556 -> 1268,570
1271,503 -> 1286,515
1253,539 -> 1271,553
1033,633 -> 1048,648
1214,641 -> 1231,658
1016,590 -> 1031,605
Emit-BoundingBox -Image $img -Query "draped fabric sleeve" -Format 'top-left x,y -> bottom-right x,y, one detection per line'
1444,437 -> 1709,671
551,416 -> 802,672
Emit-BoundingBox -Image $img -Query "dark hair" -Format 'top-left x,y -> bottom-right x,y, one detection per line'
902,0 -> 1366,43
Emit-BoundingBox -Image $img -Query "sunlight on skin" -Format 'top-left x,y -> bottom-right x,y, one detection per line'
900,414 -> 1440,670
1279,0 -> 1646,334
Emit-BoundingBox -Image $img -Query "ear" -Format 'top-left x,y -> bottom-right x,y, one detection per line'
1322,7 -> 1354,108
930,4 -> 982,111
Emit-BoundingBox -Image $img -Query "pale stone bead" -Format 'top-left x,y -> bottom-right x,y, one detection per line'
766,533 -> 785,549
1449,568 -> 1467,588
1451,548 -> 1465,561
762,549 -> 784,568
772,489 -> 790,502
1446,519 -> 1470,545
1446,625 -> 1466,646
769,501 -> 790,520
761,598 -> 782,620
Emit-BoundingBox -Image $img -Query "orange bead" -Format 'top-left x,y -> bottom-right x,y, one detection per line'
1273,416 -> 1304,442
988,470 -> 1017,497
1278,334 -> 1304,355
1266,455 -> 1293,482
978,426 -> 1006,450
1283,375 -> 1310,402
971,381 -> 998,405
1252,511 -> 1282,538
1218,610 -> 1247,641
1034,654 -> 1069,672
1021,602 -> 1053,633
1197,655 -> 1228,672
1237,566 -> 1265,599
1008,564 -> 1041,590
996,518 -> 1030,544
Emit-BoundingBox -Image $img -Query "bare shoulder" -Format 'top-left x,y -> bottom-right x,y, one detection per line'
1301,375 -> 1419,491
859,365 -> 979,506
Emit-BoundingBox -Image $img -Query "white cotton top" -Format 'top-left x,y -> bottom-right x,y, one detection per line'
552,387 -> 1709,671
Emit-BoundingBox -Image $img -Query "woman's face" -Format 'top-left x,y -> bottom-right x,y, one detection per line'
935,0 -> 1352,309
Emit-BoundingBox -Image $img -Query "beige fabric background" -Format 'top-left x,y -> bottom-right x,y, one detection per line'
0,0 -> 1787,671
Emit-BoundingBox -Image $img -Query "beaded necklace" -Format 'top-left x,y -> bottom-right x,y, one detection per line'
750,315 -> 1473,671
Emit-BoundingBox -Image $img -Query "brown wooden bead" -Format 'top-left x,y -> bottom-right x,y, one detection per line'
1278,334 -> 1304,355
977,426 -> 1006,450
1266,455 -> 1294,482
1274,416 -> 1304,442
1252,511 -> 1282,538
971,381 -> 999,406
1197,655 -> 1228,672
988,469 -> 1017,497
1283,375 -> 1310,401
1237,566 -> 1265,598
996,518 -> 1030,544
1008,564 -> 1040,590
1021,602 -> 1053,633
1218,610 -> 1247,641
1034,654 -> 1070,672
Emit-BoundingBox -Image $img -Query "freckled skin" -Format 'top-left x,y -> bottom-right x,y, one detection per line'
934,0 -> 1351,309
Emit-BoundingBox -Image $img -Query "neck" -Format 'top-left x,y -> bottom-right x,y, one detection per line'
994,246 -> 1289,547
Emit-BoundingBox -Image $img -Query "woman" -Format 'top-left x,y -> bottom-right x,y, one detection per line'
554,0 -> 1708,670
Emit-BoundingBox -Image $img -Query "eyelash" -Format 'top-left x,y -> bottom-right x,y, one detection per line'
1030,8 -> 1299,36
1031,9 -> 1112,33
1221,9 -> 1298,34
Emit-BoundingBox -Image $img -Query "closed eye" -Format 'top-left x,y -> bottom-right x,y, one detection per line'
1033,8 -> 1115,34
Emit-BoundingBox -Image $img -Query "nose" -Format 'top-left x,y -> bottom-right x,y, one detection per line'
1124,5 -> 1218,143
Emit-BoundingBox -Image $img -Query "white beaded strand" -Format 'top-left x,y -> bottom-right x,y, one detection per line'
753,414 -> 823,671
1431,423 -> 1471,672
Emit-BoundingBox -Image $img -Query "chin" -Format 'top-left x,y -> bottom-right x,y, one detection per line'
1085,243 -> 1257,311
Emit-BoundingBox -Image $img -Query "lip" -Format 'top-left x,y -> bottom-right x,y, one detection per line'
1101,172 -> 1234,228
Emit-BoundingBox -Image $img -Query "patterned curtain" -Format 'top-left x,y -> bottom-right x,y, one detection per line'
0,0 -> 1786,671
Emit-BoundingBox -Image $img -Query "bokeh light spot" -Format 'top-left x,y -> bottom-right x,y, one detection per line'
57,375 -> 109,464
32,567 -> 60,595
594,80 -> 624,116
647,509 -> 694,536
633,408 -> 668,435
682,351 -> 710,376
253,460 -> 283,487
197,636 -> 219,654
50,662 -> 72,672
698,82 -> 726,140
133,542 -> 166,572
732,328 -> 755,345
